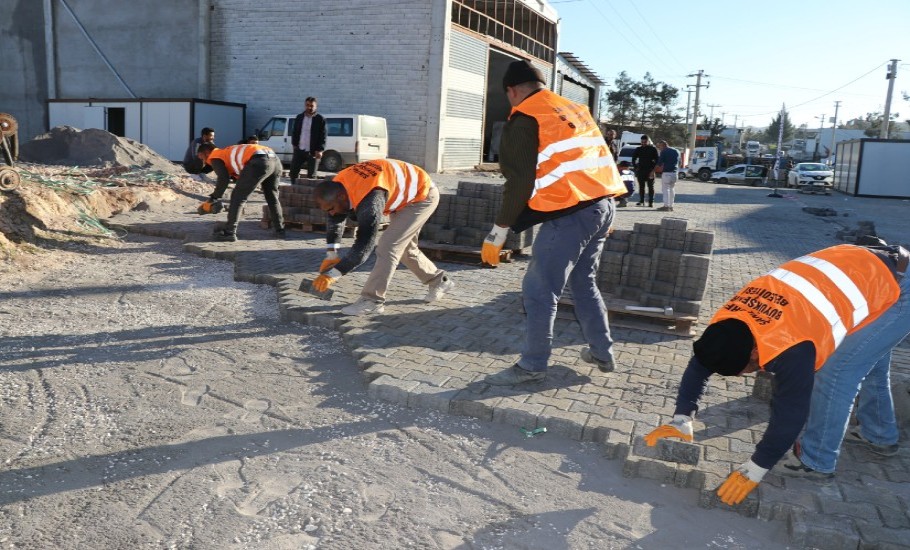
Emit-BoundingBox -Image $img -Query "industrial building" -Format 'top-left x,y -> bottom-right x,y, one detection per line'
3,0 -> 604,171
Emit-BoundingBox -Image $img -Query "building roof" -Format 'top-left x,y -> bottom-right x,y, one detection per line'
557,52 -> 606,85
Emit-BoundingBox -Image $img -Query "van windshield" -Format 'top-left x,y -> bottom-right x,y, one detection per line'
326,118 -> 353,137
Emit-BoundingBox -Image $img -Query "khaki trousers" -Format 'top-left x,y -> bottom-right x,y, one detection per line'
361,186 -> 444,303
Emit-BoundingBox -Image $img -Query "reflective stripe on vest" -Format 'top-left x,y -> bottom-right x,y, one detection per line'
335,159 -> 432,214
710,244 -> 900,370
510,90 -> 626,212
210,144 -> 272,178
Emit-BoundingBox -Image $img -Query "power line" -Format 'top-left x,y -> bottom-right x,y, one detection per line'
709,75 -> 879,97
733,62 -> 887,118
623,0 -> 686,69
585,0 -> 678,76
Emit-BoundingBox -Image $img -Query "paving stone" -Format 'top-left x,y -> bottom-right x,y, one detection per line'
367,375 -> 420,406
788,510 -> 861,549
630,435 -> 700,465
854,521 -> 910,550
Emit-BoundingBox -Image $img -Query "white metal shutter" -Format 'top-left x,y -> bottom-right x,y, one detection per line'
442,30 -> 487,170
561,78 -> 590,108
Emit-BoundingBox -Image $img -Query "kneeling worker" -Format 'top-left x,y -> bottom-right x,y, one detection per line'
312,159 -> 454,316
645,241 -> 907,505
197,143 -> 285,242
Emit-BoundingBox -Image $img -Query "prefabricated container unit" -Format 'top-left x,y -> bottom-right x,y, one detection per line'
833,138 -> 910,198
47,98 -> 246,162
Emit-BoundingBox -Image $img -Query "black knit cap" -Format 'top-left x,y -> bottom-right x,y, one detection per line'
692,319 -> 755,376
502,60 -> 546,91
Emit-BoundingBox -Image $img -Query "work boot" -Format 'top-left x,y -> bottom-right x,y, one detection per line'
580,347 -> 616,373
617,198 -> 628,207
844,428 -> 899,456
484,364 -> 545,386
275,227 -> 287,239
214,230 -> 237,242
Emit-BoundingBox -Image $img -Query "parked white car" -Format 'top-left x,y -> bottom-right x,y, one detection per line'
710,164 -> 767,186
787,162 -> 834,188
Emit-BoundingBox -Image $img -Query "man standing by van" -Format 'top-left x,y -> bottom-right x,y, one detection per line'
632,135 -> 659,207
656,140 -> 680,212
291,97 -> 327,182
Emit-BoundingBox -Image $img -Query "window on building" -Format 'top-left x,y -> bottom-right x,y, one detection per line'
451,0 -> 556,63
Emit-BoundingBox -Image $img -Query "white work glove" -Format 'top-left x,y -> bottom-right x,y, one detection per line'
481,225 -> 509,266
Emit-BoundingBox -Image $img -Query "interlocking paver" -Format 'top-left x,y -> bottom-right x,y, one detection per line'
105,175 -> 910,547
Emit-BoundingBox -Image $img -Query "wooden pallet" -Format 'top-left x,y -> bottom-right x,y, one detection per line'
418,240 -> 519,265
552,296 -> 697,337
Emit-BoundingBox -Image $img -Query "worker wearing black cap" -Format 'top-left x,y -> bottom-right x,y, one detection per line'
481,60 -> 627,386
645,240 -> 908,505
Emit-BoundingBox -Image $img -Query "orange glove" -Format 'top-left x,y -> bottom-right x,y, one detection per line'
644,415 -> 693,446
716,460 -> 767,505
320,257 -> 341,273
481,225 -> 509,266
313,273 -> 337,293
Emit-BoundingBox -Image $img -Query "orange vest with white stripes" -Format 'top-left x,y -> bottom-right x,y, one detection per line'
334,159 -> 433,214
208,144 -> 273,178
710,245 -> 900,370
510,90 -> 626,212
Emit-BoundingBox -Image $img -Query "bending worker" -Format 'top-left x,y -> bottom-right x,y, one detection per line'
480,60 -> 627,386
645,240 -> 908,505
312,159 -> 454,316
197,143 -> 285,242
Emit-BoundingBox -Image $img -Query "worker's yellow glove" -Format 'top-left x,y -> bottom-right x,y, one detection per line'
716,460 -> 767,505
320,251 -> 341,273
644,415 -> 693,446
481,225 -> 509,266
313,272 -> 338,293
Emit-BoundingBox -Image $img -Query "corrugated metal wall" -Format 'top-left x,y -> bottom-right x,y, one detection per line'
560,79 -> 590,108
442,30 -> 487,170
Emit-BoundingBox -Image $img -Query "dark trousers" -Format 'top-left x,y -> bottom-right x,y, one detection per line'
636,172 -> 655,205
225,155 -> 284,234
289,148 -> 317,180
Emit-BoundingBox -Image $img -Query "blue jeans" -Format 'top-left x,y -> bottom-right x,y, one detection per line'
518,199 -> 615,372
798,270 -> 910,473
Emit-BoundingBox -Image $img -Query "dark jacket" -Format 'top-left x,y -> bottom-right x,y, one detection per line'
291,112 -> 327,152
632,144 -> 659,175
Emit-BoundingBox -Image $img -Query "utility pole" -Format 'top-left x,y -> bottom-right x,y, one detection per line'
829,100 -> 841,164
687,70 -> 708,155
684,85 -> 695,145
814,113 -> 826,161
881,59 -> 899,138
706,104 -> 720,123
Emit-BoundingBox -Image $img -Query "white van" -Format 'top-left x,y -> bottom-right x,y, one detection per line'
257,113 -> 388,172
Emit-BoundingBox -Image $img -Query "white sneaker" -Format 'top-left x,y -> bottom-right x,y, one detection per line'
424,275 -> 454,303
341,299 -> 385,316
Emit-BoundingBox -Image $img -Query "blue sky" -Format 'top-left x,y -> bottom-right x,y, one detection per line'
551,0 -> 909,129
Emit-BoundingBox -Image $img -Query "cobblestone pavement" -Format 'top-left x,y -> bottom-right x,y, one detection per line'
107,176 -> 910,548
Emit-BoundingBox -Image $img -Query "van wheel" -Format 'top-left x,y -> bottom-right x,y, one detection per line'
718,177 -> 728,185
320,152 -> 343,173
697,168 -> 712,182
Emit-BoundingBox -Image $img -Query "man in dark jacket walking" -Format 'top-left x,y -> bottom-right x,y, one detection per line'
290,97 -> 327,182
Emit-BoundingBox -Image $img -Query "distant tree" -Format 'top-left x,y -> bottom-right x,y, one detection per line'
763,111 -> 795,144
602,71 -> 683,143
698,116 -> 726,147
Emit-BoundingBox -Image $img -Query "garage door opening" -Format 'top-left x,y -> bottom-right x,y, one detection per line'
483,49 -> 521,162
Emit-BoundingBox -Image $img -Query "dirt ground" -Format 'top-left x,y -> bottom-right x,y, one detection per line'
0,233 -> 792,549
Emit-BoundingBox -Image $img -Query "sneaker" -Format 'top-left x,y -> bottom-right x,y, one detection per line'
484,364 -> 546,386
844,428 -> 899,456
778,454 -> 834,480
657,206 -> 672,211
341,299 -> 385,316
275,228 -> 287,239
424,275 -> 455,303
635,202 -> 644,206
214,230 -> 237,242
579,347 -> 615,372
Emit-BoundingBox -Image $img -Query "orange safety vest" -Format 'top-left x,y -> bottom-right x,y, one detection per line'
510,90 -> 626,212
334,159 -> 433,214
207,144 -> 274,179
710,244 -> 900,370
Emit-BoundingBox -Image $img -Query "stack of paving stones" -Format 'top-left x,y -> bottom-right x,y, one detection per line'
104,181 -> 910,548
421,181 -> 536,250
599,218 -> 714,317
262,177 -> 389,229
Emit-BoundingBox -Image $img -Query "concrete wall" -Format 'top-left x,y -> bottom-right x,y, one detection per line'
1,1 -> 51,141
209,0 -> 436,166
52,0 -> 202,99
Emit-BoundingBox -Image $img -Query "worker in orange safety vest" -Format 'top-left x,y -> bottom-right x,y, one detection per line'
645,240 -> 908,505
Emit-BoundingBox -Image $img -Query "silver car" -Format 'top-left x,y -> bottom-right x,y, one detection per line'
787,162 -> 834,188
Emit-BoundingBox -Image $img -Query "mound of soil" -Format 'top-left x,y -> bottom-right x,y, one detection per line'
19,126 -> 184,175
